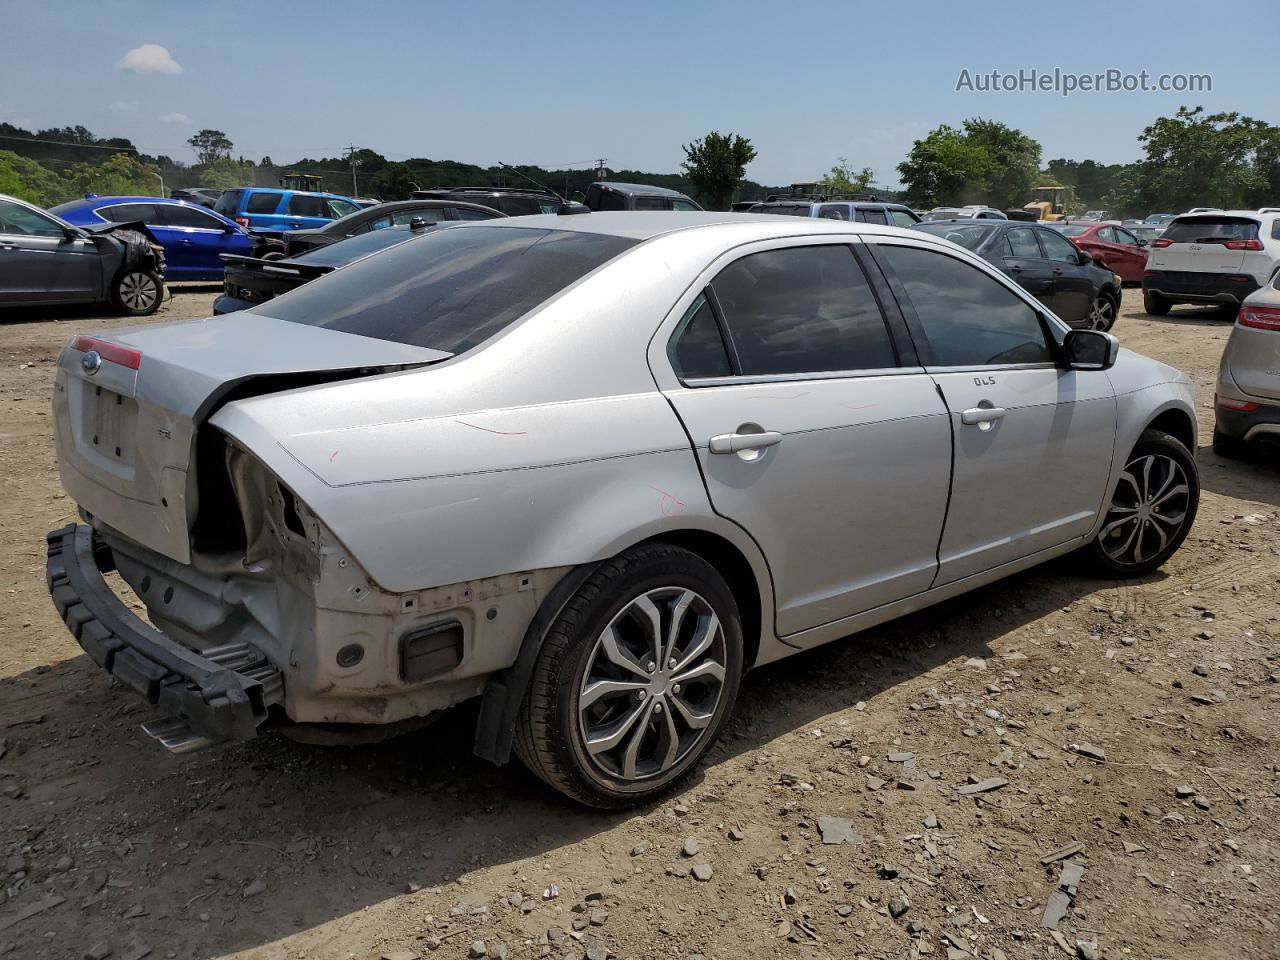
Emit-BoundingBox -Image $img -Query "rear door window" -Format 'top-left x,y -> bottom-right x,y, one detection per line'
633,196 -> 671,211
246,193 -> 283,214
98,203 -> 158,223
392,207 -> 447,225
497,196 -> 544,216
254,227 -> 638,354
454,206 -> 498,221
710,244 -> 897,375
875,243 -> 1051,367
890,210 -> 918,227
157,204 -> 223,228
673,199 -> 700,211
1162,217 -> 1260,244
817,204 -> 850,221
669,294 -> 732,379
1004,227 -> 1042,259
287,195 -> 329,217
1097,227 -> 1118,243
856,209 -> 889,225
1038,228 -> 1083,263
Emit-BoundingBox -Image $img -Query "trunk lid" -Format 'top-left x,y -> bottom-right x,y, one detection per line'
54,313 -> 449,563
1147,215 -> 1258,274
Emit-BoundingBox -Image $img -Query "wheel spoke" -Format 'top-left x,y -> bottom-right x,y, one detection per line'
599,625 -> 649,680
585,699 -> 648,756
670,691 -> 715,730
1147,517 -> 1170,554
1138,456 -> 1156,502
630,594 -> 664,668
1153,483 -> 1188,508
581,678 -> 647,711
672,659 -> 726,686
657,702 -> 681,772
620,706 -> 652,779
1101,512 -> 1139,541
672,612 -> 720,674
1151,509 -> 1186,530
663,590 -> 695,666
1116,469 -> 1141,502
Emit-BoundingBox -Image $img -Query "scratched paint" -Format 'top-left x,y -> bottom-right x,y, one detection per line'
455,420 -> 528,437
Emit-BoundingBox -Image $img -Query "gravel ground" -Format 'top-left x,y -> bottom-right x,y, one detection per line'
0,287 -> 1276,960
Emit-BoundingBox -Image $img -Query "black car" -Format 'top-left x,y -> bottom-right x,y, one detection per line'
410,186 -> 565,217
0,193 -> 165,316
215,222 -> 432,314
582,181 -> 702,211
281,199 -> 504,257
911,219 -> 1122,330
170,187 -> 221,209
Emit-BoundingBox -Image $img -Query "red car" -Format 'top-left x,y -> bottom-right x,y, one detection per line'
1054,222 -> 1149,284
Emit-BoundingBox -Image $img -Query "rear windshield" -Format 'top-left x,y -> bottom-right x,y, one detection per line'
910,222 -> 995,251
293,227 -> 422,266
254,226 -> 638,354
1162,217 -> 1260,244
214,190 -> 242,217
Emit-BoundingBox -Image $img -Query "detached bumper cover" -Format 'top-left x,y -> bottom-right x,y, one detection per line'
45,523 -> 275,741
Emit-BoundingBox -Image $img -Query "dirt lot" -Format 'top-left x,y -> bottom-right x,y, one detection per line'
1,288 -> 1277,960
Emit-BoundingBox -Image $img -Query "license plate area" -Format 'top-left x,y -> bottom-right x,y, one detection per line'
82,383 -> 138,466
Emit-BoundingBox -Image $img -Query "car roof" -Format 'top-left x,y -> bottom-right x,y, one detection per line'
594,181 -> 691,199
1170,210 -> 1267,221
457,210 -> 928,242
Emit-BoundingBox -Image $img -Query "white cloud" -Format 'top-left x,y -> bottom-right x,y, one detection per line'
116,44 -> 183,75
110,100 -> 141,113
159,112 -> 191,124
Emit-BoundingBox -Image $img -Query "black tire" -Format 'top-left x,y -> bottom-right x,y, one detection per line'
110,269 -> 163,316
1143,290 -> 1171,316
260,250 -> 287,262
514,543 -> 744,808
1212,427 -> 1251,461
1083,429 -> 1199,578
1217,303 -> 1241,321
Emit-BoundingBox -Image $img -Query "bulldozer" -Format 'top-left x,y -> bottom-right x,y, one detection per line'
1022,186 -> 1068,222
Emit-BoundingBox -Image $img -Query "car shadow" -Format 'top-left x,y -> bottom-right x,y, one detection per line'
1128,304 -> 1234,327
0,556 -> 1113,958
1198,441 -> 1280,505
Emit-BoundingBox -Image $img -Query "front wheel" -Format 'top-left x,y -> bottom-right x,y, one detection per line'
111,270 -> 163,316
514,544 -> 744,808
1087,294 -> 1118,331
1083,429 -> 1199,577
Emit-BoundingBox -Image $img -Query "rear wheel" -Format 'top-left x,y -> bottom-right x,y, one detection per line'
1084,429 -> 1199,577
1217,303 -> 1241,321
1143,290 -> 1171,316
111,270 -> 162,316
1087,293 -> 1118,331
514,544 -> 744,808
1212,427 -> 1251,460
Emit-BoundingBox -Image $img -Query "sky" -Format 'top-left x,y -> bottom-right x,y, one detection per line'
2,0 -> 1276,188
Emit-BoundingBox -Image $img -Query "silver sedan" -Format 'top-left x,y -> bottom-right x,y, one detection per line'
47,212 -> 1200,807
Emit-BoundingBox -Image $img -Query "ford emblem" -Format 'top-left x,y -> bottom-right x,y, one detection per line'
81,350 -> 103,376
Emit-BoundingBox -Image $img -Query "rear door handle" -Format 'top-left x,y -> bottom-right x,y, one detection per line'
709,431 -> 783,455
961,406 -> 1006,425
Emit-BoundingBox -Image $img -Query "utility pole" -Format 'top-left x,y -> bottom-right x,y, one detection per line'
594,158 -> 608,179
343,144 -> 363,197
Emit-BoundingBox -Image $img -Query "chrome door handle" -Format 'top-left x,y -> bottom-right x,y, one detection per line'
709,431 -> 783,455
961,406 -> 1006,425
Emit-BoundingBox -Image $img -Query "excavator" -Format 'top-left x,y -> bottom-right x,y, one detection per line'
1021,186 -> 1068,222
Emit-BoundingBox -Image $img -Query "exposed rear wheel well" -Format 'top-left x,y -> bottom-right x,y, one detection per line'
643,530 -> 764,670
1145,409 -> 1196,453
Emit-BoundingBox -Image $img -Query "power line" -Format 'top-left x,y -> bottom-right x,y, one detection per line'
0,133 -> 141,153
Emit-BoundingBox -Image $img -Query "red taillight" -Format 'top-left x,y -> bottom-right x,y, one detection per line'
1217,395 -> 1261,411
1224,238 -> 1264,251
1151,237 -> 1173,248
70,335 -> 142,370
235,217 -> 251,228
1239,306 -> 1280,331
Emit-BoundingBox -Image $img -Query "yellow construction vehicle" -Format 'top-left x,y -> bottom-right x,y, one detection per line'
1023,186 -> 1068,221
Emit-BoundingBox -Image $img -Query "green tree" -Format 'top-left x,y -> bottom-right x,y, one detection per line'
960,118 -> 1040,210
897,125 -> 994,207
62,152 -> 162,200
681,131 -> 757,210
187,129 -> 233,166
819,158 -> 874,196
200,157 -> 257,190
0,150 -> 68,205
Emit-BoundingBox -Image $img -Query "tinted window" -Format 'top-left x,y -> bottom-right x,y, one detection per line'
98,203 -> 158,223
497,197 -> 544,216
1005,227 -> 1042,259
817,204 -> 850,221
1097,227 -> 1117,243
214,190 -> 242,216
392,207 -> 446,225
0,200 -> 65,238
367,216 -> 392,231
1163,217 -> 1260,244
670,294 -> 731,379
454,206 -> 497,221
673,199 -> 700,211
911,222 -> 994,251
327,199 -> 359,218
633,196 -> 669,211
890,210 -> 918,228
157,204 -> 222,228
256,227 -> 638,354
711,245 -> 896,375
596,190 -> 627,211
287,195 -> 329,217
876,244 -> 1050,367
246,193 -> 282,214
1112,229 -> 1138,246
857,209 -> 889,225
1038,229 -> 1082,263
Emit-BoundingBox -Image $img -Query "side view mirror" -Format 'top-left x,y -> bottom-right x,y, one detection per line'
1063,329 -> 1119,370
408,217 -> 428,231
1076,250 -> 1093,266
222,223 -> 238,233
61,226 -> 86,242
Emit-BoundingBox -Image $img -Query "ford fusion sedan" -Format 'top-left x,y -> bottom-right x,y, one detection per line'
47,212 -> 1199,807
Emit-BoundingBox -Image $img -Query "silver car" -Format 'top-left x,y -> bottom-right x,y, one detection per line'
47,213 -> 1201,807
1214,266 -> 1280,456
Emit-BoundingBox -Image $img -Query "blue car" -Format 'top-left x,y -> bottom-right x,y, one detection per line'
50,195 -> 254,282
212,188 -> 362,241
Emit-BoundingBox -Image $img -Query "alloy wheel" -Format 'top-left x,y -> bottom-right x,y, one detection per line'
1099,453 -> 1191,567
577,587 -> 727,782
1088,296 -> 1115,331
119,272 -> 158,312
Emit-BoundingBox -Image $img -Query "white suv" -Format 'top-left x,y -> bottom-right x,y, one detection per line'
1143,211 -> 1280,316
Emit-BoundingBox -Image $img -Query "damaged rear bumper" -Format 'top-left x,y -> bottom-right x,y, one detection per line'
45,523 -> 283,747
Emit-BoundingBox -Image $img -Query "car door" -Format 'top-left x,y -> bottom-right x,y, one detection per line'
0,198 -> 99,304
654,240 -> 953,639
870,240 -> 1117,585
1108,227 -> 1148,282
1037,227 -> 1095,323
155,203 -> 248,279
999,226 -> 1056,306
